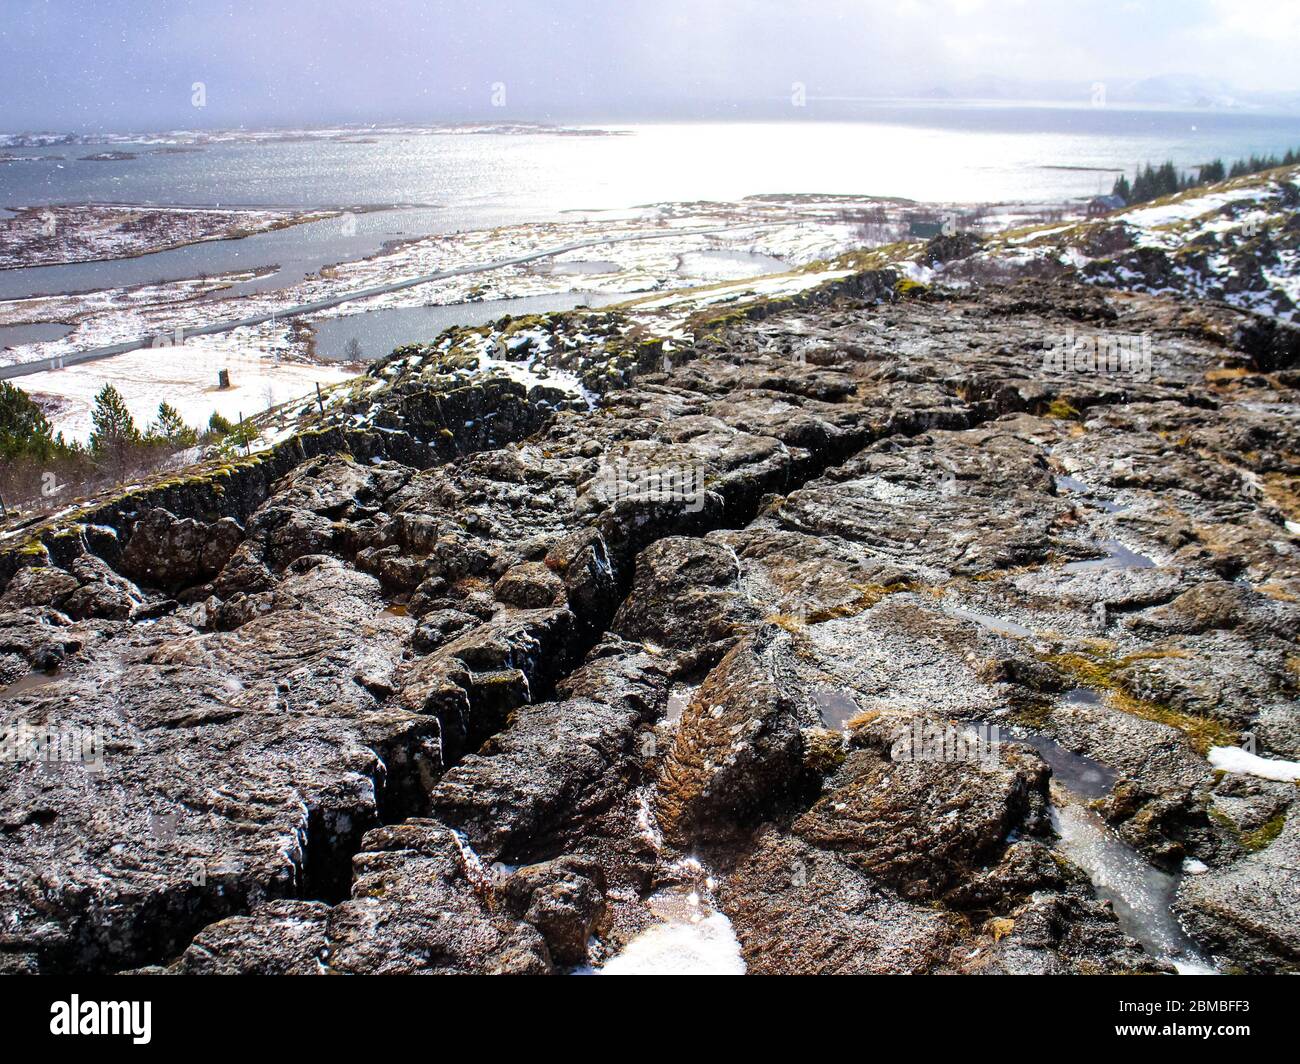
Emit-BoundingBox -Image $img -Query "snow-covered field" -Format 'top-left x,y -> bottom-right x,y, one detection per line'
0,190 -> 1101,440
18,325 -> 356,442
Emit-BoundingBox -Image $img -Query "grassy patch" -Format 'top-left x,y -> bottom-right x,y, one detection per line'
807,581 -> 914,622
1038,647 -> 1235,754
765,582 -> 917,630
986,917 -> 1016,942
1043,397 -> 1080,421
1240,813 -> 1286,853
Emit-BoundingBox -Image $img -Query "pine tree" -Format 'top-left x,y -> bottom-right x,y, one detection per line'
151,402 -> 197,448
1131,163 -> 1158,204
89,384 -> 140,478
1156,161 -> 1180,197
89,385 -> 139,452
207,411 -> 236,437
1120,145 -> 1297,209
1199,159 -> 1225,184
0,381 -> 63,460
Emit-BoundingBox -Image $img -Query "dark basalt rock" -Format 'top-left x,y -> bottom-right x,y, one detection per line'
427,641 -> 669,863
1175,809 -> 1300,973
118,508 -> 243,592
326,821 -> 553,975
2,266 -> 1297,974
655,633 -> 814,844
792,735 -> 1048,901
501,857 -> 607,966
147,901 -> 332,975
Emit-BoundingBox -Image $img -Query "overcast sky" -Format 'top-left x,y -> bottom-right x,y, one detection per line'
4,0 -> 1300,130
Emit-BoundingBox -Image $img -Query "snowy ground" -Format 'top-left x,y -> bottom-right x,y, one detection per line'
0,204 -> 336,269
18,325 -> 356,442
920,167 -> 1300,320
0,192 -> 1093,441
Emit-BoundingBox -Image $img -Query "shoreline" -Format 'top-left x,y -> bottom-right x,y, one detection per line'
0,190 -> 1104,440
0,203 -> 359,272
6,163 -> 1293,443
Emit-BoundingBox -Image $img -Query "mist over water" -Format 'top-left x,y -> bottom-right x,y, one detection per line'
7,108 -> 1300,214
5,108 -> 1299,303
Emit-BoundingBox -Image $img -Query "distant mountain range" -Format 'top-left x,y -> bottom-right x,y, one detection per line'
919,73 -> 1300,112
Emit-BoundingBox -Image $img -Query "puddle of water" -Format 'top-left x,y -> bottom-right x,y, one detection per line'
1064,687 -> 1101,706
533,259 -> 620,276
1062,539 -> 1156,572
1000,721 -> 1217,973
308,291 -> 625,361
0,322 -> 74,350
969,718 -> 1115,799
1054,474 -> 1126,514
1012,728 -> 1116,798
0,670 -> 63,699
813,688 -> 862,730
943,606 -> 1035,638
1053,802 -> 1216,974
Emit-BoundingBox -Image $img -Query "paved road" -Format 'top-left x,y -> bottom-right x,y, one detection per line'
0,222 -> 792,381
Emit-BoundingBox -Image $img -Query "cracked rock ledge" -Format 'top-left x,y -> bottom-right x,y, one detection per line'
2,268 -> 1298,975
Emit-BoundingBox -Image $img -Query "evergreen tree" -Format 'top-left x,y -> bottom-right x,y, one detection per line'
89,385 -> 139,451
1131,163 -> 1158,203
1199,159 -> 1225,184
0,381 -> 63,460
207,411 -> 236,437
1120,145 -> 1297,208
150,402 -> 197,448
1111,173 -> 1131,202
89,384 -> 140,477
1156,161 -> 1180,197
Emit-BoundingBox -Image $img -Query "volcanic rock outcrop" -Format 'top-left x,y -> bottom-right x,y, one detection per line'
2,262 -> 1297,974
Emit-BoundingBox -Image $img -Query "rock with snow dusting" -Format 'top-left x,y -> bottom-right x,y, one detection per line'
1175,808 -> 1300,973
1,251 -> 1298,974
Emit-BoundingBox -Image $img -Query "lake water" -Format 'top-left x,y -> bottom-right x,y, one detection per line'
7,109 -> 1300,211
309,291 -> 626,360
0,321 -> 73,349
3,108 -> 1300,302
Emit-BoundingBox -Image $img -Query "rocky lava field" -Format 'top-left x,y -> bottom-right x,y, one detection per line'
2,223 -> 1299,975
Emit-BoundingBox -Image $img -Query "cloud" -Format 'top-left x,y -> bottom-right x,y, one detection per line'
1,0 -> 1298,129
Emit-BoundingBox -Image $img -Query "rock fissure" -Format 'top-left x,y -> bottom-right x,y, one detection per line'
3,266 -> 1299,974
